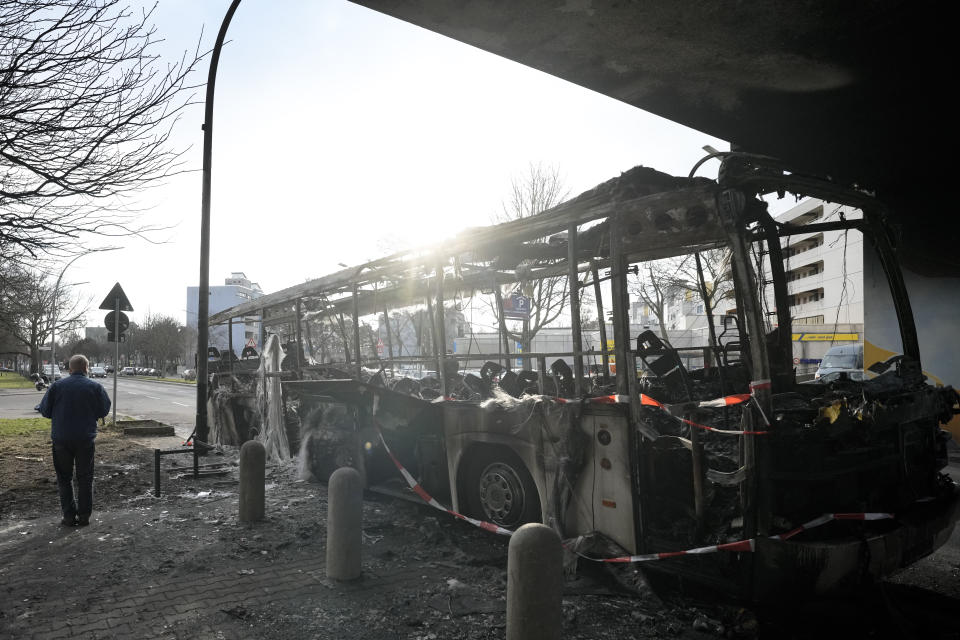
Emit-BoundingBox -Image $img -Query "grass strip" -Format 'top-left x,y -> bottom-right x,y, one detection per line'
0,376 -> 36,390
0,417 -> 50,437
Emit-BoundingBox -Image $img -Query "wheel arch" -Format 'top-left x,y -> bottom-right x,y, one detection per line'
454,440 -> 545,526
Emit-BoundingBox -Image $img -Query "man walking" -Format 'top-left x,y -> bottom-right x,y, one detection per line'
38,354 -> 111,526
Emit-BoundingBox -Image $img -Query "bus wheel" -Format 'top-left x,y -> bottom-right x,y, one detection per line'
463,449 -> 540,529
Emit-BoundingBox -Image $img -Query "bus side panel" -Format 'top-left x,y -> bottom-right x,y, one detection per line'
565,410 -> 637,553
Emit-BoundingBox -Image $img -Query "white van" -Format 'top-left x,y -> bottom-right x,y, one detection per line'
815,343 -> 864,381
42,364 -> 63,380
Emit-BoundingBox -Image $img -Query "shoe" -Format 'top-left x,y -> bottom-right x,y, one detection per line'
76,515 -> 90,526
61,516 -> 77,526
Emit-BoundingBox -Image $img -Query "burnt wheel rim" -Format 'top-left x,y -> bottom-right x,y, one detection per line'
477,462 -> 524,526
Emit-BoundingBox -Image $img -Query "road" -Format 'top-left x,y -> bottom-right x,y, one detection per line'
0,376 -> 196,439
104,377 -> 196,437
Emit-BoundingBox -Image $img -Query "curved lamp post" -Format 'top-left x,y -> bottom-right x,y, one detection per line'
48,254 -> 86,378
49,247 -> 118,377
196,0 -> 242,447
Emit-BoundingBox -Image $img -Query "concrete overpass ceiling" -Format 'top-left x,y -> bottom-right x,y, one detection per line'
351,1 -> 947,197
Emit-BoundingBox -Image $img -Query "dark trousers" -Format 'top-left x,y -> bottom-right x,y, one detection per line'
52,439 -> 95,519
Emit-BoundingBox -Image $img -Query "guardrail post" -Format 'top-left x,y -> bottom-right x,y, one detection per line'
238,440 -> 266,522
326,466 -> 363,581
507,523 -> 562,640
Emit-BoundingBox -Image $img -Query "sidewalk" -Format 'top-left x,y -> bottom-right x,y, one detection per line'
2,510 -> 425,640
0,463 -> 531,640
0,453 -> 685,640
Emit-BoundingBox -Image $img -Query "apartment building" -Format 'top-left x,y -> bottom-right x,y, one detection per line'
767,199 -> 865,373
776,199 -> 864,326
186,272 -> 263,357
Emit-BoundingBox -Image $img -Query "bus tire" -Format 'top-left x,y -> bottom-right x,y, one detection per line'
461,447 -> 541,529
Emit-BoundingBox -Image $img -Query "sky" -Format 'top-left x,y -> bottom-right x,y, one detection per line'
65,0 -> 737,330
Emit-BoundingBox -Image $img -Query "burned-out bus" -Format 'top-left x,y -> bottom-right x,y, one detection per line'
206,155 -> 958,602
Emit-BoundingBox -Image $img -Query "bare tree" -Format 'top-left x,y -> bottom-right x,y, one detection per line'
492,163 -> 571,360
669,249 -> 734,316
0,322 -> 22,362
122,321 -> 142,366
65,335 -> 105,363
629,260 -> 673,340
371,308 -> 433,366
303,311 -> 377,367
178,323 -> 197,370
0,0 -> 204,261
629,249 -> 733,344
138,312 -> 181,375
0,264 -> 87,372
496,162 -> 569,225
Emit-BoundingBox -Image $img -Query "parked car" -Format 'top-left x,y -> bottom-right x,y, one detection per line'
90,366 -> 107,378
815,343 -> 864,381
120,366 -> 135,376
42,364 -> 63,380
105,365 -> 114,373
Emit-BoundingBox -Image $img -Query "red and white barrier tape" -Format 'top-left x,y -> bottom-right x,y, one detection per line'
695,393 -> 752,408
376,431 -> 513,536
677,416 -> 769,436
552,392 -> 768,435
583,512 -> 895,563
769,511 -> 894,542
372,422 -> 894,564
552,393 -> 751,409
436,377 -> 770,429
550,394 -> 633,405
591,538 -> 757,563
436,392 -> 760,433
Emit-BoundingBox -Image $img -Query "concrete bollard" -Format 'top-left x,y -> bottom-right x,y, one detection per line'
238,440 -> 266,522
326,466 -> 363,581
507,523 -> 563,640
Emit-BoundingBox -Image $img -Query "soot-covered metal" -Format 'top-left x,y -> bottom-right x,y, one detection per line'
203,161 -> 959,602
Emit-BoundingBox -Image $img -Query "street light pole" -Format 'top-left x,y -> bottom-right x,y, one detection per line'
196,0 -> 242,448
49,254 -> 85,378
49,248 -> 120,378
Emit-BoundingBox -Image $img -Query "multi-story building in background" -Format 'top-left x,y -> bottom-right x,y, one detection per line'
632,294 -> 709,332
186,272 -> 263,357
770,198 -> 864,375
84,327 -> 108,342
775,199 -> 864,326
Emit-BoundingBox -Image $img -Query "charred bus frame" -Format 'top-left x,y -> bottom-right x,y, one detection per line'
207,157 -> 959,601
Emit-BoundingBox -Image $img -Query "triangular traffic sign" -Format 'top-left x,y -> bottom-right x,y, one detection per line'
98,282 -> 134,311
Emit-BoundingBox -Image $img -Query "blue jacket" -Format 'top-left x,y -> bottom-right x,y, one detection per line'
39,372 -> 111,442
